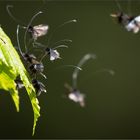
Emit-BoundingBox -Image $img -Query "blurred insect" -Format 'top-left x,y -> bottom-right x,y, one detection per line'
32,79 -> 46,96
110,0 -> 132,25
14,75 -> 24,90
16,25 -> 46,79
64,54 -> 115,107
110,0 -> 140,33
34,19 -> 77,61
110,12 -> 133,26
125,15 -> 140,33
6,5 -> 49,52
64,53 -> 96,107
64,83 -> 85,107
35,42 -> 69,61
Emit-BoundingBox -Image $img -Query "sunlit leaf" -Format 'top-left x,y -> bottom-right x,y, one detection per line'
0,27 -> 40,135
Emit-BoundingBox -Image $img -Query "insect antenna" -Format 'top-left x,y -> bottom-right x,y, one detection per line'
24,11 -> 43,53
94,68 -> 115,76
16,25 -> 24,58
39,44 -> 68,62
80,68 -> 115,87
89,68 -> 115,78
60,65 -> 82,70
34,37 -> 72,61
53,44 -> 69,50
33,39 -> 72,50
49,39 -> 72,48
52,64 -> 82,71
6,5 -> 26,27
17,25 -> 47,80
115,0 -> 123,12
46,19 -> 77,48
40,72 -> 47,79
72,53 -> 96,89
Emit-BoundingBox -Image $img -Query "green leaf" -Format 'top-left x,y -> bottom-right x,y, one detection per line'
0,27 -> 40,135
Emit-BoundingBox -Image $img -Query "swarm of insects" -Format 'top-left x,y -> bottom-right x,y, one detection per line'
7,5 -> 77,96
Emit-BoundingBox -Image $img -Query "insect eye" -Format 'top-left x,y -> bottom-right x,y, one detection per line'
28,26 -> 33,32
45,48 -> 50,53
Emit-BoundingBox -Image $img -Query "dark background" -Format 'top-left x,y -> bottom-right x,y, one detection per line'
0,0 -> 140,139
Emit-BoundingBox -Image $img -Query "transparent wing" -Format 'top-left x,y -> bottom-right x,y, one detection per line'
33,24 -> 49,39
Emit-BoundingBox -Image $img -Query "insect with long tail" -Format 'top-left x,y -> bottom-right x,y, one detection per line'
6,5 -> 49,51
64,53 -> 115,107
33,19 -> 77,61
110,0 -> 132,26
16,25 -> 47,95
64,53 -> 96,107
32,79 -> 46,96
110,0 -> 140,33
7,5 -> 77,61
14,75 -> 47,96
16,25 -> 46,79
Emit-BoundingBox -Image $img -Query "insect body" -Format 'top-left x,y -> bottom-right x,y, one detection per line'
111,12 -> 134,26
64,83 -> 85,107
64,54 -> 96,107
45,47 -> 61,61
17,25 -> 46,79
32,79 -> 46,96
27,24 -> 49,41
29,62 -> 44,77
7,5 -> 49,52
125,15 -> 140,33
14,75 -> 24,90
34,42 -> 68,62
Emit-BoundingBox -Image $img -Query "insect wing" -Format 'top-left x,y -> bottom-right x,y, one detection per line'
35,63 -> 44,72
68,90 -> 85,107
68,90 -> 83,102
50,49 -> 60,61
39,81 -> 46,93
36,81 -> 46,96
33,24 -> 49,40
125,16 -> 140,33
134,16 -> 140,27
